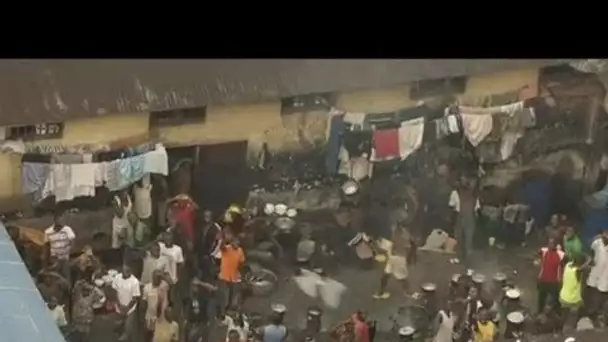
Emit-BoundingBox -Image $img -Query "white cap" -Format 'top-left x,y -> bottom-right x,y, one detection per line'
493,272 -> 507,281
398,326 -> 415,336
472,273 -> 486,284
505,288 -> 521,299
466,269 -> 474,276
272,304 -> 287,313
564,337 -> 576,342
422,283 -> 437,292
507,311 -> 524,324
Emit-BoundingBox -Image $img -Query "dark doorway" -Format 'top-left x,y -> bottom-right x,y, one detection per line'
166,146 -> 197,196
194,141 -> 250,216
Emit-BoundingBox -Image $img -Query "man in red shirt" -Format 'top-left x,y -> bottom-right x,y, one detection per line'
537,237 -> 564,313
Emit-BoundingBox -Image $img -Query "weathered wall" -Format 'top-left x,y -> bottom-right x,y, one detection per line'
459,67 -> 540,104
335,85 -> 417,112
157,101 -> 329,158
0,113 -> 149,201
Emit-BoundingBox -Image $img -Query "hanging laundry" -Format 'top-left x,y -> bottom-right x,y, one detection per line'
22,163 -> 50,201
500,131 -> 522,161
372,128 -> 399,160
105,160 -> 122,191
325,114 -> 345,174
143,144 -> 169,176
343,112 -> 366,130
458,101 -> 524,116
446,115 -> 460,133
94,162 -> 107,187
461,114 -> 493,147
70,164 -> 96,198
51,164 -> 74,202
520,107 -> 536,128
435,118 -> 450,140
398,117 -> 425,160
117,154 -> 146,189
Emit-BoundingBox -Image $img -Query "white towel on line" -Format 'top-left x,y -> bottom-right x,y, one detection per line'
461,114 -> 493,147
343,112 -> 366,128
70,164 -> 96,198
458,101 -> 525,115
398,117 -> 425,160
446,115 -> 460,133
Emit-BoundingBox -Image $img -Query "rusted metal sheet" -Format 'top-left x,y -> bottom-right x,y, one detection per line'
0,59 -> 577,126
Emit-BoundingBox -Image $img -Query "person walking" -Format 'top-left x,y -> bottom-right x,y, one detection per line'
142,270 -> 170,342
44,212 -> 76,284
112,264 -> 141,342
140,242 -> 171,286
219,236 -> 245,313
373,224 -> 414,299
432,303 -> 456,342
449,178 -> 479,266
563,225 -> 584,262
585,228 -> 608,321
152,306 -> 179,342
71,271 -> 104,342
158,232 -> 184,305
560,254 -> 586,330
260,308 -> 288,342
195,209 -> 223,278
536,238 -> 565,313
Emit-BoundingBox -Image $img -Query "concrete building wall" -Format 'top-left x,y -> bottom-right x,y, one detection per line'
335,85 -> 417,113
0,67 -> 543,203
0,113 -> 149,202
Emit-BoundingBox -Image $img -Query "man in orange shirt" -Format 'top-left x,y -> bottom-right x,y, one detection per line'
219,236 -> 246,314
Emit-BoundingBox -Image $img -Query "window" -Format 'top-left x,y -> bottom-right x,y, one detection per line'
8,123 -> 63,140
149,106 -> 207,128
280,93 -> 335,115
409,76 -> 467,100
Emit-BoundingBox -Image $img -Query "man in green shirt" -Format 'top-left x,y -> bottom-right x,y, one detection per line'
563,225 -> 583,262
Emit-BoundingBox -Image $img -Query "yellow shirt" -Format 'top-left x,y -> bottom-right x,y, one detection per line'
153,319 -> 179,342
474,321 -> 496,342
560,262 -> 582,305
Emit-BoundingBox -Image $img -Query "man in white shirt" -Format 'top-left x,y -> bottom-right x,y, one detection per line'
159,232 -> 185,304
44,213 -> 76,283
112,264 -> 141,342
586,228 -> 608,320
140,242 -> 171,286
448,178 -> 480,265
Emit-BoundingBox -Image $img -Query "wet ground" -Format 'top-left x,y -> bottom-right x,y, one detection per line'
87,245 -> 604,342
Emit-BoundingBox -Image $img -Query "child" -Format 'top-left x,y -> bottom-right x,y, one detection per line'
473,309 -> 497,342
47,296 -> 68,331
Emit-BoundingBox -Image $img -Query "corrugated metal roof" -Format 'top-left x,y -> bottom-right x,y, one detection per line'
0,223 -> 65,342
0,59 -> 577,126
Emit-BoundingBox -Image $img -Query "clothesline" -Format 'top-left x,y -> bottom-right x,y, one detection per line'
22,144 -> 169,204
327,98 -> 537,171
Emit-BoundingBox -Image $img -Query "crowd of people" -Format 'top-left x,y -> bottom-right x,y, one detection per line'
7,182 -> 293,342
7,159 -> 608,342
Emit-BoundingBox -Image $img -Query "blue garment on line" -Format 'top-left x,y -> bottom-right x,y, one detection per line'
117,155 -> 146,189
21,163 -> 50,196
325,115 -> 345,175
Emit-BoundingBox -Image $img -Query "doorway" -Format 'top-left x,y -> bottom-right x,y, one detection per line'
193,141 -> 250,216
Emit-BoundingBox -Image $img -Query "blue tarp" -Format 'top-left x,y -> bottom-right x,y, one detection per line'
0,223 -> 65,342
520,178 -> 552,231
581,207 -> 608,248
